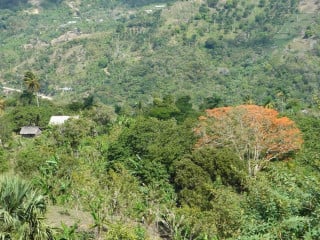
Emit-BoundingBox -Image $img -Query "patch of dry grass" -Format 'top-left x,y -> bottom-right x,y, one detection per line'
45,205 -> 93,231
299,0 -> 320,13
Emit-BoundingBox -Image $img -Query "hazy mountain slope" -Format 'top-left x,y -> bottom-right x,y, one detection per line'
0,0 -> 319,108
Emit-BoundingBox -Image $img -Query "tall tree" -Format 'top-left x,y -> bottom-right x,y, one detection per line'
23,71 -> 40,107
195,105 -> 303,176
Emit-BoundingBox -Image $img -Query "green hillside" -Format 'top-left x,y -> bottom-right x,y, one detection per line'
0,0 -> 319,109
2,1 -> 320,239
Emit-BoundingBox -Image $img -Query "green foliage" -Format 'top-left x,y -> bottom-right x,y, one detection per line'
147,95 -> 180,120
15,144 -> 46,177
294,114 -> 320,170
0,175 -> 53,239
204,37 -> 217,49
174,157 -> 213,209
1,100 -> 320,239
209,187 -> 244,238
192,147 -> 248,191
276,216 -> 309,239
159,188 -> 244,239
0,0 -> 29,10
174,95 -> 197,122
40,0 -> 63,9
0,116 -> 12,144
34,156 -> 72,204
3,101 -> 59,132
55,222 -> 80,240
199,94 -> 225,110
0,147 -> 8,173
145,95 -> 197,122
82,103 -> 115,133
0,0 -> 310,108
52,117 -> 97,149
105,221 -> 144,240
1,1 -> 320,239
159,206 -> 218,240
98,165 -> 146,219
174,147 -> 247,203
247,176 -> 297,221
23,71 -> 40,93
107,116 -> 195,179
207,0 -> 218,8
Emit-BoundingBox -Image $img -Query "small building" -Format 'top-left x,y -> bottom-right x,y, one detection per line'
20,126 -> 41,138
49,116 -> 79,125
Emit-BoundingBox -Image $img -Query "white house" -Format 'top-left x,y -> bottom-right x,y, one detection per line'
49,116 -> 79,125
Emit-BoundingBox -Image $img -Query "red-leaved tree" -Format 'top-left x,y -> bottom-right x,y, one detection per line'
195,105 -> 303,176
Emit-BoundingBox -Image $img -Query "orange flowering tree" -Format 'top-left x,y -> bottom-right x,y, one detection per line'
195,105 -> 303,176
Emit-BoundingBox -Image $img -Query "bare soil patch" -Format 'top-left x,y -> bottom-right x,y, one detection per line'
299,0 -> 320,13
45,205 -> 93,231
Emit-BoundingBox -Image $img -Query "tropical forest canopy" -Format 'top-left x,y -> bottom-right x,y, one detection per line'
1,0 -> 320,239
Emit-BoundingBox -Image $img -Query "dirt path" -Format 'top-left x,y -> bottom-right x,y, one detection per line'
2,87 -> 53,100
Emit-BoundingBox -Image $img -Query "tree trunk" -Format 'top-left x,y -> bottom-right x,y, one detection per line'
36,94 -> 39,107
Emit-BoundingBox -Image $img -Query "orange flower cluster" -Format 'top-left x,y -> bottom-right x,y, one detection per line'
195,105 -> 303,175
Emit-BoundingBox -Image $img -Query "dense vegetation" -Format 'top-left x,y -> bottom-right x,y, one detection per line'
1,0 -> 320,239
1,77 -> 320,239
0,0 -> 320,108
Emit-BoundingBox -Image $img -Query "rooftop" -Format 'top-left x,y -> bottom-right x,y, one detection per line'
20,126 -> 41,135
49,115 -> 79,125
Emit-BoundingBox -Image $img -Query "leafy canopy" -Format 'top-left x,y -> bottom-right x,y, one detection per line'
195,105 -> 303,176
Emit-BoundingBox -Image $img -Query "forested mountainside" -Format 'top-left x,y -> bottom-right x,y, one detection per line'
2,0 -> 320,239
0,0 -> 320,108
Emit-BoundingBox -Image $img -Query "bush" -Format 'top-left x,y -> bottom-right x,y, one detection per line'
204,37 -> 217,49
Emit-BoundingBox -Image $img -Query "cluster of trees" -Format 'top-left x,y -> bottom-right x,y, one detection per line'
1,84 -> 320,239
0,0 -> 28,9
1,0 -> 320,238
0,0 -> 319,108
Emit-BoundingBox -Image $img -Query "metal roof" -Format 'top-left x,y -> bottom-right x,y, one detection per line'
20,126 -> 41,135
49,116 -> 79,125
